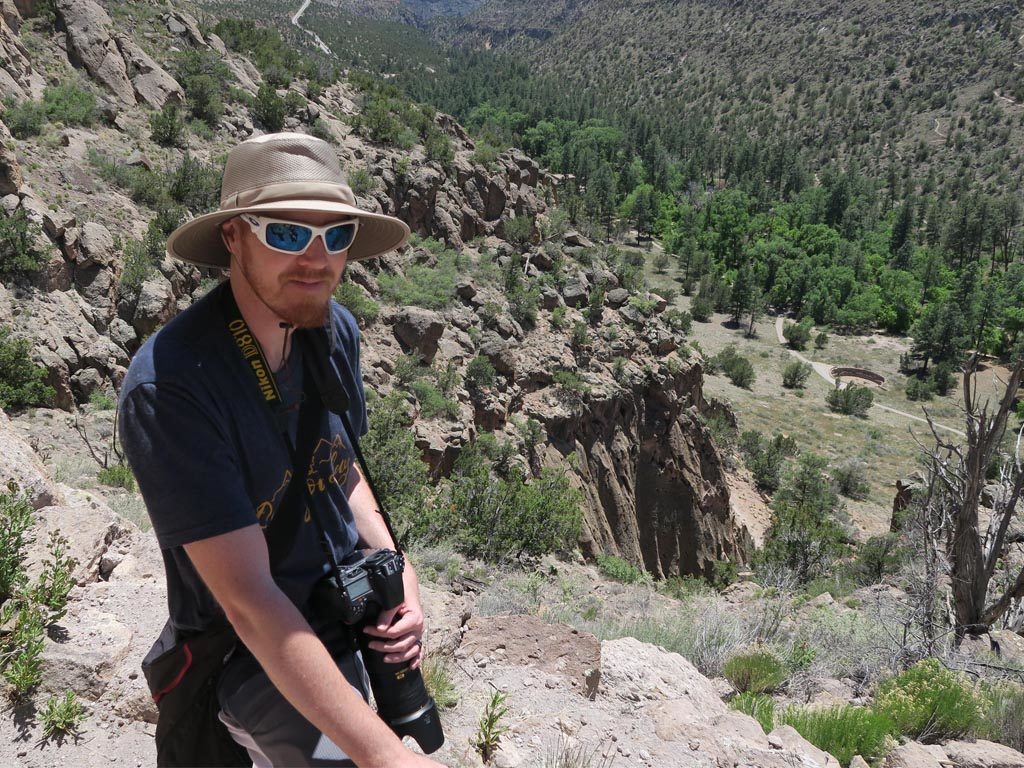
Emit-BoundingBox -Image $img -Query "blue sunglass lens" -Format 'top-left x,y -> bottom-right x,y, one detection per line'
324,223 -> 356,252
265,222 -> 313,252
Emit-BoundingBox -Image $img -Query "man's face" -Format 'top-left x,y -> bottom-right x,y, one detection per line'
223,211 -> 351,328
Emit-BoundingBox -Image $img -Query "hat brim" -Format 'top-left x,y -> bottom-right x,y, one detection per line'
165,200 -> 411,269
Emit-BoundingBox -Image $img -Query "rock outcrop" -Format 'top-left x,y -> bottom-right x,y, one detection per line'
533,359 -> 751,579
56,0 -> 136,106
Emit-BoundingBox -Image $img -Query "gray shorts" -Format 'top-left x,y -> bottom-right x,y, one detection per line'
217,631 -> 371,767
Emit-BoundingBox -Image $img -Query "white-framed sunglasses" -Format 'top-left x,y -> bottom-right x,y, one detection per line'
240,214 -> 360,255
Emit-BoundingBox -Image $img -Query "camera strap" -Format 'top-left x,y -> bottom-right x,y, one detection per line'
222,287 -> 330,566
299,327 -> 405,556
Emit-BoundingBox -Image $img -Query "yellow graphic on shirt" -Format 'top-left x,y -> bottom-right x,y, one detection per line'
255,435 -> 350,528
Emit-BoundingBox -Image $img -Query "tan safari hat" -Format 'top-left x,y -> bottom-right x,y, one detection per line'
165,132 -> 410,269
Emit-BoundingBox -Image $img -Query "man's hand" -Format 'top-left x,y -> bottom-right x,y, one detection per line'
363,597 -> 425,669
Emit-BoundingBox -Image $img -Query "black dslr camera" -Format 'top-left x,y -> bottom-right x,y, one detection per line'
313,549 -> 444,753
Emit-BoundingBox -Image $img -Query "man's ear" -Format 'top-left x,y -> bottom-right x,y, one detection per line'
220,218 -> 237,252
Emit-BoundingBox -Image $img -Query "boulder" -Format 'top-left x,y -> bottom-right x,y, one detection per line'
131,271 -> 176,338
164,10 -> 205,46
478,333 -> 516,376
562,276 -> 589,307
116,35 -> 184,109
564,230 -> 594,248
56,0 -> 136,106
392,307 -> 445,364
0,407 -> 61,509
941,740 -> 1024,767
884,742 -> 945,768
77,221 -> 115,268
0,118 -> 22,195
606,287 -> 630,307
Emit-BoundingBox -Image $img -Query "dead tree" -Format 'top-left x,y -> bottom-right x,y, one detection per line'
923,355 -> 1024,642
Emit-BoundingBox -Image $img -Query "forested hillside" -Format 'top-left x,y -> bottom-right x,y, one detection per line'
205,0 -> 1024,395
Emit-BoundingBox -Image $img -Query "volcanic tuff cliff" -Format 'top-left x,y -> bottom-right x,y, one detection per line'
0,0 -> 751,576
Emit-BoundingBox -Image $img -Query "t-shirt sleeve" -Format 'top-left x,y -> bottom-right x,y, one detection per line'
119,381 -> 259,549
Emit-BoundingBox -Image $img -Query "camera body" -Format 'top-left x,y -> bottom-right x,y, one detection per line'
312,548 -> 444,754
316,548 -> 406,625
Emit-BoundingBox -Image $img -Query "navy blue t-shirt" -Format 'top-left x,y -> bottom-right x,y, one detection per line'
118,281 -> 367,636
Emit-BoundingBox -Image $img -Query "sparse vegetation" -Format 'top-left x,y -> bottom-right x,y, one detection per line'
40,690 -> 87,739
722,648 -> 787,694
475,691 -> 510,763
874,659 -> 981,743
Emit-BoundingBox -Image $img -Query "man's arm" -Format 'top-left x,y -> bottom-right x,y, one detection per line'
347,464 -> 426,668
184,525 -> 441,768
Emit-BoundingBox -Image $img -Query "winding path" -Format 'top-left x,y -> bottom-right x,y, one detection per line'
292,0 -> 334,56
773,317 -> 965,437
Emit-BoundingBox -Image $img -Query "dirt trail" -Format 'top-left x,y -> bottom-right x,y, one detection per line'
291,0 -> 333,56
773,317 -> 965,437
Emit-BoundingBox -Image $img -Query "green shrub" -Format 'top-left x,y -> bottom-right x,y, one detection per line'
334,281 -> 380,325
826,384 -> 874,417
42,83 -> 97,127
730,692 -> 775,733
466,356 -> 497,390
905,376 -> 934,401
411,379 -> 459,420
710,345 -> 756,389
782,361 -> 813,389
930,363 -> 956,396
98,463 -> 136,491
831,458 -> 869,499
41,690 -> 86,738
254,83 -> 286,131
664,308 -> 692,334
0,327 -> 55,411
471,142 -> 502,168
503,215 -> 534,250
777,705 -> 896,766
758,454 -> 849,584
0,599 -> 45,695
0,488 -> 34,603
2,97 -> 46,138
0,207 -> 47,280
723,649 -> 788,694
379,250 -> 461,309
978,680 -> 1024,752
149,103 -> 186,146
31,530 -> 77,623
424,128 -> 453,166
690,295 -> 713,322
362,390 -> 430,541
596,554 -> 651,585
739,431 -> 797,493
553,369 -> 590,395
571,321 -> 590,347
175,49 -> 230,124
814,331 -> 829,349
118,217 -> 169,296
874,658 -> 982,742
168,154 -> 221,213
783,319 -> 813,350
433,442 -> 583,562
849,533 -> 906,586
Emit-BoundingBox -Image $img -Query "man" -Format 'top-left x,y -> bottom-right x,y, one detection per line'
119,133 -> 445,767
